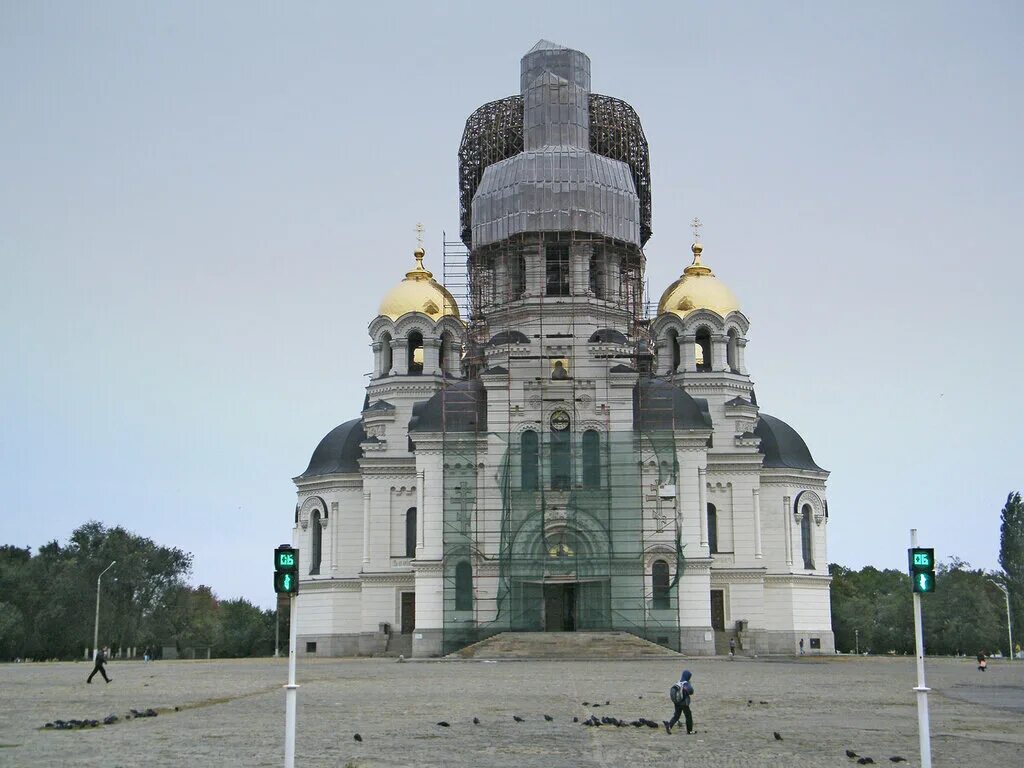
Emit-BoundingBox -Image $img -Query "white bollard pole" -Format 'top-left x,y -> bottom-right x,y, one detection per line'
910,529 -> 932,768
284,594 -> 298,768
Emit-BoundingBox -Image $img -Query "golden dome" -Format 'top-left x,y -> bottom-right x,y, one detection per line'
378,247 -> 461,321
657,242 -> 740,318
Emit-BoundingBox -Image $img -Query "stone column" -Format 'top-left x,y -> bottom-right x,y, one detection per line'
390,338 -> 407,377
362,490 -> 371,566
423,338 -> 441,376
371,341 -> 383,378
657,336 -> 675,375
605,252 -> 622,302
737,338 -> 748,375
416,470 -> 425,555
572,242 -> 591,296
698,467 -> 709,549
752,488 -> 763,559
523,242 -> 543,298
493,259 -> 507,310
712,334 -> 729,371
681,335 -> 696,372
783,495 -> 793,567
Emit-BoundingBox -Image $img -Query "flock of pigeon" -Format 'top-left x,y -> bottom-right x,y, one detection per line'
42,707 -> 162,730
348,697 -> 911,766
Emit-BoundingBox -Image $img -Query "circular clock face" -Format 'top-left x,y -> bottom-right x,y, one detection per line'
549,410 -> 570,431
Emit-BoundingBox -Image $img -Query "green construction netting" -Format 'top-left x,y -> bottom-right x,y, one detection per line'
441,428 -> 682,655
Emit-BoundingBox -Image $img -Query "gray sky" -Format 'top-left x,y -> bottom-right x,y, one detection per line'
2,1 -> 1021,608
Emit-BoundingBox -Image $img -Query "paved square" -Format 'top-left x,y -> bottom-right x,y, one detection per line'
1,656 -> 1021,767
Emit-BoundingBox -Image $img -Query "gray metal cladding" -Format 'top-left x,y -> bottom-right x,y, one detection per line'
470,41 -> 642,248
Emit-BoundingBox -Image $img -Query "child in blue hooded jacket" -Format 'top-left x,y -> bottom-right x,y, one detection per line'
664,669 -> 694,734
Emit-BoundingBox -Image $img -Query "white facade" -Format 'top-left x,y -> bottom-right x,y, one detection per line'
290,41 -> 833,658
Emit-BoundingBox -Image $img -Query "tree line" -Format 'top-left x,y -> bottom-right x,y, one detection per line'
0,522 -> 285,661
831,492 -> 1022,657
1,491 -> 1021,661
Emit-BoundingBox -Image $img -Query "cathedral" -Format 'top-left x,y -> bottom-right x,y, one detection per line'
290,41 -> 833,658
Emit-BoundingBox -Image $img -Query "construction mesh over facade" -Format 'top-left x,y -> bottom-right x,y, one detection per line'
458,94 -> 652,248
440,428 -> 683,655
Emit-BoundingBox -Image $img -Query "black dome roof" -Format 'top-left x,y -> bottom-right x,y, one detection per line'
755,413 -> 824,471
298,418 -> 365,478
409,380 -> 488,434
633,376 -> 712,432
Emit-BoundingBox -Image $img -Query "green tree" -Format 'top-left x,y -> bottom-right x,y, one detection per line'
215,599 -> 276,657
924,557 -> 1004,656
998,491 -> 1023,654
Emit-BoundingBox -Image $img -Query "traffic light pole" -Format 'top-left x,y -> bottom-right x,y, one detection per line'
284,593 -> 298,768
910,528 -> 932,768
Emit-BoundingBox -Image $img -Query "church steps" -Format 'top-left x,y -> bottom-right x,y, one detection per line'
449,631 -> 682,660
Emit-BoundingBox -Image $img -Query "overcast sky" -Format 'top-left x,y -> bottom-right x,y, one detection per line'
2,1 -> 1021,608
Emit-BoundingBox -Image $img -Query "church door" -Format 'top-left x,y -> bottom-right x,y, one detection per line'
400,592 -> 415,635
543,583 -> 577,631
710,590 -> 725,631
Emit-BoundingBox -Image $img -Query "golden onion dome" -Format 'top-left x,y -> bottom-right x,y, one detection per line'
657,242 -> 740,318
378,247 -> 461,321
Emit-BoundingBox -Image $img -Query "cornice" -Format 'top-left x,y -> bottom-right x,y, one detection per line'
294,476 -> 362,492
764,574 -> 832,586
710,568 -> 768,582
299,578 -> 361,591
359,571 -> 416,586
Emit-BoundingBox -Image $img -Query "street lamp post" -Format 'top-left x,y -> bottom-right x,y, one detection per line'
855,628 -> 860,655
988,579 -> 1013,661
93,561 -> 116,661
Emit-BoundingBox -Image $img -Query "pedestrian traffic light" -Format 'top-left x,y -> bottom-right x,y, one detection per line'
908,547 -> 936,593
274,545 -> 299,595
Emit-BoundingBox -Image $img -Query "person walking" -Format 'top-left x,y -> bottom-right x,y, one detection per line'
663,669 -> 694,734
799,638 -> 805,655
728,637 -> 736,659
87,647 -> 111,684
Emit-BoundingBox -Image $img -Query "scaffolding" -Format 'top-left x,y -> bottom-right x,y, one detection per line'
432,222 -> 694,655
457,94 -> 653,249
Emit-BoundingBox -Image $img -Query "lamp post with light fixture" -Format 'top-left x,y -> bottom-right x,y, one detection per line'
93,561 -> 116,661
988,579 -> 1013,662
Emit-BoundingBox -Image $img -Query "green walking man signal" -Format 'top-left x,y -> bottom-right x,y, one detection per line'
275,545 -> 299,594
908,547 -> 936,593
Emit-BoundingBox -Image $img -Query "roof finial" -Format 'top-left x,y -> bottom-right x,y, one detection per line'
413,222 -> 426,268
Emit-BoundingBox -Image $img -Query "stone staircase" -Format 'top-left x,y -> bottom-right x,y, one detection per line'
450,631 -> 681,660
382,633 -> 412,658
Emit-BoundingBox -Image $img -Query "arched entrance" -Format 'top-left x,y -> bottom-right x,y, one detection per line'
507,515 -> 610,632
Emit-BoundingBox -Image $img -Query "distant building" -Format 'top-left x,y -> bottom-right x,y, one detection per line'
291,41 -> 833,657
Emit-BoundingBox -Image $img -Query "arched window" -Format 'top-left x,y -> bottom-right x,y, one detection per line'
695,328 -> 712,372
405,507 -> 417,558
652,559 -> 670,609
455,561 -> 473,611
310,510 -> 322,575
707,503 -> 718,554
521,431 -> 539,491
727,329 -> 739,373
380,332 -> 393,377
408,331 -> 424,375
550,422 -> 571,491
582,430 -> 601,489
801,504 -> 814,569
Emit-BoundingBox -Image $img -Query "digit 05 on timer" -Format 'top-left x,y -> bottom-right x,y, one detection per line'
274,545 -> 299,594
